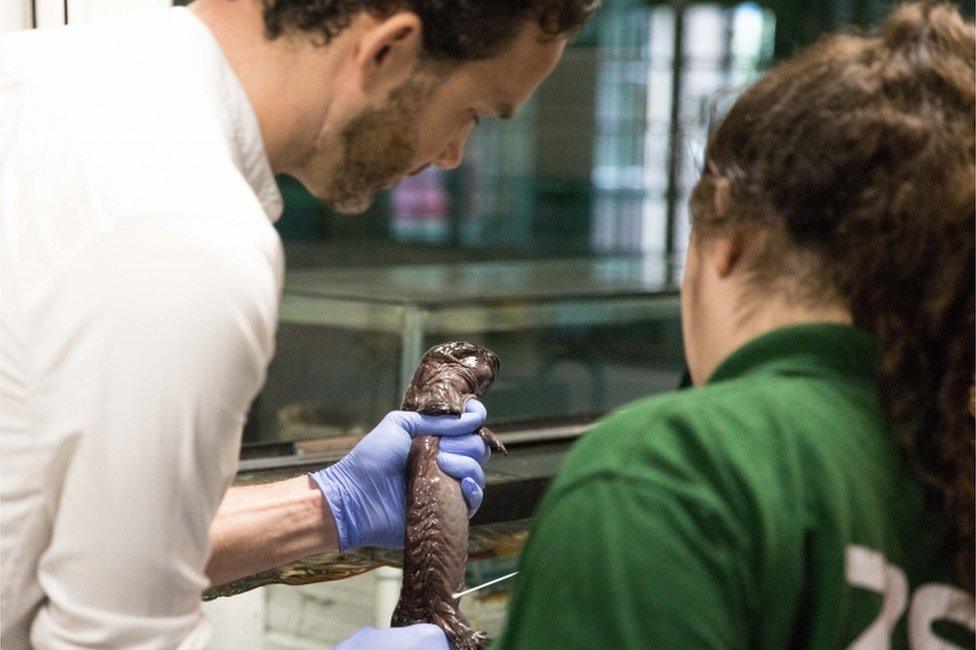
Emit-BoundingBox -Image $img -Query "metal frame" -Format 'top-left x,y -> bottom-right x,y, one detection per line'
279,291 -> 680,397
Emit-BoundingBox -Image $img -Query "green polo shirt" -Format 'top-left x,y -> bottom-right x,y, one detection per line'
494,324 -> 974,649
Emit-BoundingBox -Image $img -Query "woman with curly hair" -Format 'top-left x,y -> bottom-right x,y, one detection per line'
497,2 -> 974,647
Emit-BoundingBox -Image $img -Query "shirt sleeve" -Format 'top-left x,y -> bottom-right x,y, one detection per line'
27,217 -> 279,648
494,472 -> 754,649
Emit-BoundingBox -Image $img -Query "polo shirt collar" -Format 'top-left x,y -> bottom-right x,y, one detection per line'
707,323 -> 880,385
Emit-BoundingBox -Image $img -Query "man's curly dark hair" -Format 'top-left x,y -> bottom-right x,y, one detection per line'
261,0 -> 598,60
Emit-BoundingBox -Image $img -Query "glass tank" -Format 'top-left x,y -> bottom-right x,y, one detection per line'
243,256 -> 685,446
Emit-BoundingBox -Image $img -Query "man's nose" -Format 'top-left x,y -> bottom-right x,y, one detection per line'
433,128 -> 473,171
433,141 -> 464,171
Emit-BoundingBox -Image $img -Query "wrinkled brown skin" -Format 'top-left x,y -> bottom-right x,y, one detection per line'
391,342 -> 505,650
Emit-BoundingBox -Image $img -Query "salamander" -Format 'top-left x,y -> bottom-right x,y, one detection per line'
391,341 -> 505,650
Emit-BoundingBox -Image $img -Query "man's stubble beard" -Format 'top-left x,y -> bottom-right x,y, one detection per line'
324,74 -> 440,215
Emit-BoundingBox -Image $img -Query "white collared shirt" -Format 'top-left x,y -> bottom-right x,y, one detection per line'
1,8 -> 284,647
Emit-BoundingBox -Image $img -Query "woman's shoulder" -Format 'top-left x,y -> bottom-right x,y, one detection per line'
550,372 -> 875,511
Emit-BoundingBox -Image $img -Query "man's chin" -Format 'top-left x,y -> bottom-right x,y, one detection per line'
318,189 -> 378,215
331,197 -> 375,215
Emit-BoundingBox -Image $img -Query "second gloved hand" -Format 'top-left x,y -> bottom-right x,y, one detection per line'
309,400 -> 490,550
334,624 -> 449,650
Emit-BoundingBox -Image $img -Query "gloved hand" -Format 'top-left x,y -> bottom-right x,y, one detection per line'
310,400 -> 490,550
334,624 -> 449,650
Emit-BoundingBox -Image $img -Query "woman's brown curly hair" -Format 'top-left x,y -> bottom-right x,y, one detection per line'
691,1 -> 975,587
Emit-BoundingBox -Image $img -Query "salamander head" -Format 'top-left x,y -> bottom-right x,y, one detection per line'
401,341 -> 499,415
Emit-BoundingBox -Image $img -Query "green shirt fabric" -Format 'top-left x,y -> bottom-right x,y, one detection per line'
494,324 -> 974,649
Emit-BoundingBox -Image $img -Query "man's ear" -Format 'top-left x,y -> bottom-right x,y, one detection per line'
354,12 -> 423,93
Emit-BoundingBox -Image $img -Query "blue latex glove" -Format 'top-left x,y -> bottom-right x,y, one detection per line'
310,400 -> 490,550
335,624 -> 449,650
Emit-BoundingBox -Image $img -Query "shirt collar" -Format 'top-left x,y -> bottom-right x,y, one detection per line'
182,8 -> 284,222
707,323 -> 880,385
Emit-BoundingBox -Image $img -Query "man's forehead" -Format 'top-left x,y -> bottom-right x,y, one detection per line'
505,20 -> 568,63
474,25 -> 567,113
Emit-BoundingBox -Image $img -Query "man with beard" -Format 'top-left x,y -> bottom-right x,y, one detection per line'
0,0 -> 595,647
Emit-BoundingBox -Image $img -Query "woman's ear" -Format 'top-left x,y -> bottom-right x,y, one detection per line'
353,12 -> 423,94
707,177 -> 758,278
713,176 -> 731,219
712,235 -> 739,278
